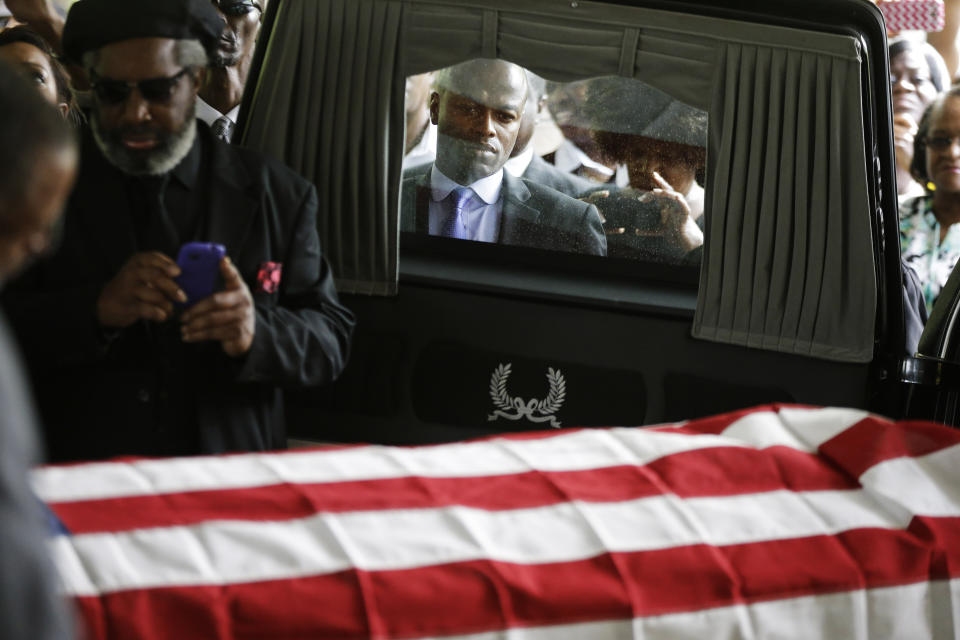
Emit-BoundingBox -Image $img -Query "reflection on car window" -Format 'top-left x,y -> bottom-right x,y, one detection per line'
401,58 -> 708,265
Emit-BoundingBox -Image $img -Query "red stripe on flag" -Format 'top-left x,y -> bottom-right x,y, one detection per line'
818,418 -> 960,478
73,568 -> 374,640
909,516 -> 960,580
650,403 -> 819,436
69,526 -> 951,640
51,446 -> 856,534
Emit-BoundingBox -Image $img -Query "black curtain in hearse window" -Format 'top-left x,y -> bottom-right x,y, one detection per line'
242,0 -> 876,363
243,0 -> 404,296
700,41 -> 875,363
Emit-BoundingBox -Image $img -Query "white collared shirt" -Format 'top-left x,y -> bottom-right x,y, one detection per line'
503,145 -> 535,178
554,139 -> 612,177
553,140 -> 628,187
427,166 -> 503,242
195,97 -> 241,142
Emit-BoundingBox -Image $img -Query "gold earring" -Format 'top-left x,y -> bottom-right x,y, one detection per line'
928,181 -> 937,191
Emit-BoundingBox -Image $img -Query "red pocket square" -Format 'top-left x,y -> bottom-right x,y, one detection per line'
256,262 -> 282,293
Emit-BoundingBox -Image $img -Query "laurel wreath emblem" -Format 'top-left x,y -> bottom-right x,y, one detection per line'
488,363 -> 566,428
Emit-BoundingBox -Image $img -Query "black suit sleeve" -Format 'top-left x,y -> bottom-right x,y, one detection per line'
235,183 -> 355,388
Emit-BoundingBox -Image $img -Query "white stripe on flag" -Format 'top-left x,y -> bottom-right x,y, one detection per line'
860,443 -> 960,516
724,407 -> 869,451
420,580 -> 955,640
34,407 -> 859,504
51,487 -> 915,597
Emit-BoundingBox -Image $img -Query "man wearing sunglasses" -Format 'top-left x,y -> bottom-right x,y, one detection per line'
3,0 -> 354,462
196,0 -> 265,143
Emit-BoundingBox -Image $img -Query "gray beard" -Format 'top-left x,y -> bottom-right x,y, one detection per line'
90,106 -> 198,177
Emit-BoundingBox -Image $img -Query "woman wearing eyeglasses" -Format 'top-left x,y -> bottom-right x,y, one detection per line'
902,86 -> 960,315
889,38 -> 949,200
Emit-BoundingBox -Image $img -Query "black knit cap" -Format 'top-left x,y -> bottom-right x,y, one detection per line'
62,0 -> 224,64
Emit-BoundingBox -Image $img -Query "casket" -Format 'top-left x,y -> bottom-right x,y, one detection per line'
35,405 -> 960,639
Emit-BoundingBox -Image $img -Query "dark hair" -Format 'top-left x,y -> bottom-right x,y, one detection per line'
0,26 -> 80,125
0,60 -> 76,232
592,130 -> 705,169
911,85 -> 960,188
889,37 -> 949,93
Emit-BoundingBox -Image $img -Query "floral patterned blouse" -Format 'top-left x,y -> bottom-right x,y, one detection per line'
900,194 -> 960,316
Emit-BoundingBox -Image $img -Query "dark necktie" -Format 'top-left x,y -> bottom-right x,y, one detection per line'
211,116 -> 234,142
441,187 -> 472,239
139,174 -> 178,257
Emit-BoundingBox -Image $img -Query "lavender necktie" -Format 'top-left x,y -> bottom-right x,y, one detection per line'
441,187 -> 473,239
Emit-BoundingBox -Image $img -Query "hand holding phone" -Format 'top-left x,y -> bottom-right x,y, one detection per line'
175,242 -> 227,307
180,255 -> 256,357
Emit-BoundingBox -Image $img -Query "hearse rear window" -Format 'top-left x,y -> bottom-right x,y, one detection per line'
401,60 -> 708,267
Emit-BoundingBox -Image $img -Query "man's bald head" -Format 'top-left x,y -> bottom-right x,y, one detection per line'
434,58 -> 528,106
430,58 -> 528,185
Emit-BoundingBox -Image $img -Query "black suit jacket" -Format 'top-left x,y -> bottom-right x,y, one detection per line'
3,123 -> 355,461
401,165 -> 607,256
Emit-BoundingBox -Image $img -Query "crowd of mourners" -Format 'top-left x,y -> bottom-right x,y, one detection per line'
874,0 -> 960,352
0,0 -> 356,637
894,32 -> 960,320
0,0 -> 357,463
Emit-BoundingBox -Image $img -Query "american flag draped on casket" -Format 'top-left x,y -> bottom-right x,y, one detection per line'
33,405 -> 960,639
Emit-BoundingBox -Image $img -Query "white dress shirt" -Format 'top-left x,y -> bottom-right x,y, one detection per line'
552,139 -> 629,187
503,145 -> 535,178
195,97 -> 241,142
554,139 -> 613,177
428,166 -> 503,242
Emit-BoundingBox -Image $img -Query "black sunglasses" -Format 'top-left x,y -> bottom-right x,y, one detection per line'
90,68 -> 192,105
211,0 -> 263,16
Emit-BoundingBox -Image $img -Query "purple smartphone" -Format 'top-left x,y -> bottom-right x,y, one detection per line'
175,242 -> 226,307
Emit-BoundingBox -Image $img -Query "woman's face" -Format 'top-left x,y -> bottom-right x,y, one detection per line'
624,136 -> 701,195
925,96 -> 960,194
891,48 -> 938,122
0,42 -> 60,108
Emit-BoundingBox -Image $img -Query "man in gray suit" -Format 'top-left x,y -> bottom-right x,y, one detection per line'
0,61 -> 77,639
401,58 -> 606,256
